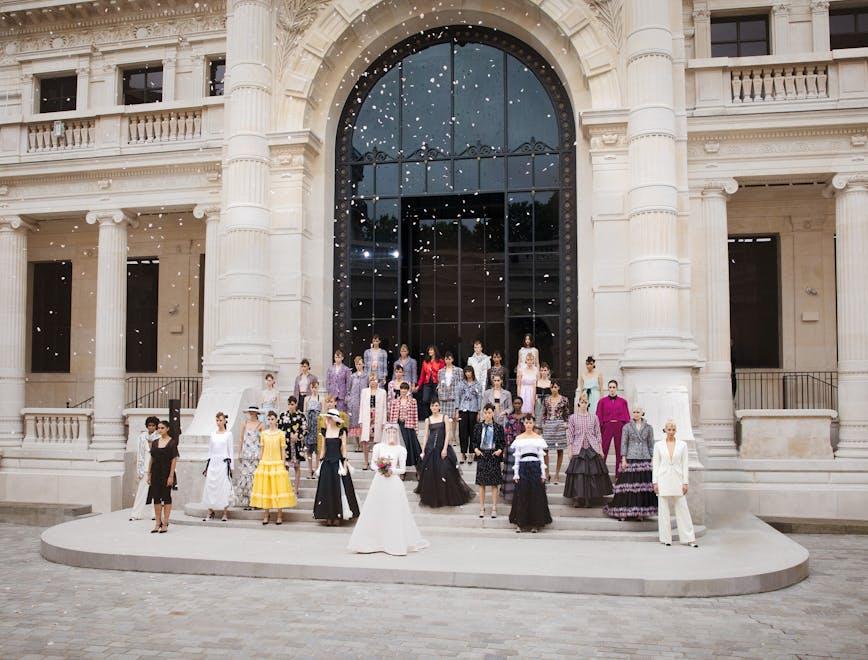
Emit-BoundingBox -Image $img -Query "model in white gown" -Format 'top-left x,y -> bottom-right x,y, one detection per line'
348,426 -> 429,556
201,428 -> 234,514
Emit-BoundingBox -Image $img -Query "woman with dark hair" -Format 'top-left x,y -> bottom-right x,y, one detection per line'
540,380 -> 570,484
201,411 -> 234,522
564,392 -> 613,507
347,355 -> 368,446
500,396 -> 525,504
509,415 -> 552,533
517,334 -> 539,372
387,382 -> 423,467
417,345 -> 444,424
488,350 -> 506,391
251,410 -> 297,525
293,358 -> 318,413
414,400 -> 474,508
261,373 -> 279,422
436,351 -> 462,449
472,404 -> 504,518
577,355 -> 604,417
235,406 -> 262,510
130,415 -> 159,521
147,419 -> 179,533
455,365 -> 482,464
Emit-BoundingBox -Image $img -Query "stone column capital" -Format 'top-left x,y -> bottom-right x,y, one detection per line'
85,209 -> 137,228
810,0 -> 830,11
828,173 -> 868,196
692,8 -> 710,21
0,216 -> 37,233
698,178 -> 739,198
193,204 -> 222,222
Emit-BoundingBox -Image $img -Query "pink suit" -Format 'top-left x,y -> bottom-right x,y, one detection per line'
595,395 -> 630,476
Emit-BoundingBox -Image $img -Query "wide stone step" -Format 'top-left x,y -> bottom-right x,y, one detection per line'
0,501 -> 93,527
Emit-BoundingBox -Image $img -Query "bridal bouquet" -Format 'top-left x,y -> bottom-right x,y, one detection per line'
376,456 -> 393,477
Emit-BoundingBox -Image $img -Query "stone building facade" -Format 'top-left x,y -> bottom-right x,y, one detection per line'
0,0 -> 865,519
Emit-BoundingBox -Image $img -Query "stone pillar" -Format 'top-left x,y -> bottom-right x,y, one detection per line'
192,204 -> 220,370
162,53 -> 177,102
810,0 -> 831,53
0,216 -> 35,447
698,179 -> 739,457
830,174 -> 868,458
692,7 -> 711,59
771,3 -> 790,54
76,62 -> 90,111
86,210 -> 134,449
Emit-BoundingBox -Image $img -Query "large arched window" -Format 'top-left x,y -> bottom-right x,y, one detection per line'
334,26 -> 577,380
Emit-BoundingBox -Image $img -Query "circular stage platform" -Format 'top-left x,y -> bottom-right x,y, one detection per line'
41,511 -> 808,598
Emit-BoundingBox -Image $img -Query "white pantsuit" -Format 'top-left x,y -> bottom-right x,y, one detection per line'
359,387 -> 387,445
652,439 -> 696,544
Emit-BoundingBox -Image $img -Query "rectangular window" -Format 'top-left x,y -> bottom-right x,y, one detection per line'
126,257 -> 159,373
31,261 -> 72,373
830,7 -> 868,50
209,58 -> 226,96
39,75 -> 77,113
122,67 -> 163,105
728,235 -> 780,369
711,15 -> 770,57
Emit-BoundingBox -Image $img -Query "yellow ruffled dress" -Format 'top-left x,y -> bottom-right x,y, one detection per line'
250,429 -> 297,509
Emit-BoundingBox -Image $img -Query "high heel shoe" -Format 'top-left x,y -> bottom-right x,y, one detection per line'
150,526 -> 160,534
158,526 -> 167,533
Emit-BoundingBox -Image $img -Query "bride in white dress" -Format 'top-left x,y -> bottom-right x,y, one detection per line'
348,424 -> 429,556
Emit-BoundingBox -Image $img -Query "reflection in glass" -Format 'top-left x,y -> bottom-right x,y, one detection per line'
506,57 -> 557,150
402,43 -> 451,155
352,66 -> 399,158
454,43 -> 504,152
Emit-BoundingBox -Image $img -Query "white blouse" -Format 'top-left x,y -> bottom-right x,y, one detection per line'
208,430 -> 234,464
511,434 -> 548,479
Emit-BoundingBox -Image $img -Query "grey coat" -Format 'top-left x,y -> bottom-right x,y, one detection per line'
621,421 -> 655,460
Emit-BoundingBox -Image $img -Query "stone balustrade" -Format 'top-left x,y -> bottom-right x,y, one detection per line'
21,408 -> 92,448
687,48 -> 868,115
126,109 -> 203,144
26,119 -> 96,152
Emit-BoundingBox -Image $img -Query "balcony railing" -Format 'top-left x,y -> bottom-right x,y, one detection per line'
735,370 -> 838,411
27,119 -> 96,152
126,376 -> 203,409
687,48 -> 868,115
22,408 -> 92,448
126,109 -> 203,144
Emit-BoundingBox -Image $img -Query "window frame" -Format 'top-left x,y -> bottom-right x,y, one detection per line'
121,66 -> 164,106
126,256 -> 160,374
710,14 -> 771,58
829,6 -> 868,50
37,74 -> 78,114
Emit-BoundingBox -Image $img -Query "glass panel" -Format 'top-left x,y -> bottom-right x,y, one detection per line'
507,317 -> 536,369
508,156 -> 533,190
507,192 -> 533,250
414,266 -> 437,322
507,253 -> 534,316
533,316 -> 560,378
710,20 -> 737,43
435,266 -> 459,323
434,323 -> 461,358
372,259 -> 399,319
534,154 -> 559,187
460,215 -> 486,264
349,256 -> 374,318
412,216 -> 437,267
858,11 -> 868,32
403,162 -> 425,194
484,258 -> 506,322
711,42 -> 738,58
461,267 -> 486,322
427,160 -> 452,194
534,191 -> 559,247
349,199 -> 374,243
739,40 -> 768,57
534,252 -> 560,313
729,236 -> 781,367
738,18 -> 767,41
353,65 -> 399,159
369,321 -> 399,355
30,261 -> 72,373
506,54 -> 558,150
830,13 -> 855,34
402,43 -> 451,156
480,157 -> 504,190
376,164 -> 400,197
434,217 -> 460,266
454,159 -> 478,192
454,42 -> 505,152
351,164 -> 374,197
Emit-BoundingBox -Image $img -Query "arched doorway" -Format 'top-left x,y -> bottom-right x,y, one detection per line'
334,25 -> 577,380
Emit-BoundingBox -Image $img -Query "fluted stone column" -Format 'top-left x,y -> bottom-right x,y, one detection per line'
698,179 -> 739,457
207,0 -> 275,383
830,174 -> 868,458
0,216 -> 35,447
86,210 -> 134,449
192,204 -> 220,372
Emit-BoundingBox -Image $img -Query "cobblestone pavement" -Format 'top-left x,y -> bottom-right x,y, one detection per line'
0,523 -> 865,659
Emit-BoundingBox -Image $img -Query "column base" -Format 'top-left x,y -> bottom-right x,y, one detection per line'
92,419 -> 127,450
700,370 -> 737,458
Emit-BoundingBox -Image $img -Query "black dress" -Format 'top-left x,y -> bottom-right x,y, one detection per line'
472,422 -> 504,486
508,437 -> 552,529
414,421 -> 474,507
146,438 -> 179,505
313,430 -> 360,521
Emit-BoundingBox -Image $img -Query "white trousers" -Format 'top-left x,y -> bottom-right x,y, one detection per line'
130,476 -> 150,520
657,495 -> 695,544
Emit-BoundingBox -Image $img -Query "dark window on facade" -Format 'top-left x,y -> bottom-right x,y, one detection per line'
830,7 -> 868,49
122,67 -> 163,105
334,27 -> 577,382
39,75 -> 77,113
711,15 -> 770,57
126,258 -> 159,373
209,58 -> 226,96
729,236 -> 780,369
31,261 -> 72,373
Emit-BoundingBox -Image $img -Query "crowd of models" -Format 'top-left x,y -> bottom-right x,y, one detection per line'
129,335 -> 698,553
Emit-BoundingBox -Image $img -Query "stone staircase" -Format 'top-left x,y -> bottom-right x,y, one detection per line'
180,449 -> 705,542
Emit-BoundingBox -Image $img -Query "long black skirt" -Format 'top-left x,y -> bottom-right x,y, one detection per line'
313,459 -> 360,521
414,443 -> 474,508
418,383 -> 436,422
604,458 -> 658,520
509,461 -> 552,529
500,445 -> 516,502
399,422 -> 423,467
475,450 -> 503,486
563,447 -> 613,505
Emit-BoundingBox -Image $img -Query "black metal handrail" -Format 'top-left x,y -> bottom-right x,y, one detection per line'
126,376 -> 203,409
735,370 -> 838,411
68,396 -> 94,409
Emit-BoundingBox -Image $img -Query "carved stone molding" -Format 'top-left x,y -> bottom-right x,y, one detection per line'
85,209 -> 137,228
193,204 -> 221,222
830,173 -> 868,194
692,8 -> 711,21
810,0 -> 831,11
589,131 -> 627,150
772,2 -> 789,16
699,178 -> 739,197
585,0 -> 624,48
274,0 -> 332,76
0,215 -> 37,232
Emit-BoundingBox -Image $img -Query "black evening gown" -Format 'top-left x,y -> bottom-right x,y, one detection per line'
414,421 -> 474,507
564,447 -> 614,505
147,439 -> 179,505
313,433 -> 360,520
509,460 -> 552,529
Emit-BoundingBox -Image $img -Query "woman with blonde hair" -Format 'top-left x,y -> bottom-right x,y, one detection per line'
653,420 -> 698,547
605,404 -> 657,521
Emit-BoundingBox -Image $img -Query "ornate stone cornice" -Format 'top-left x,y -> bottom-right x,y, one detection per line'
274,0 -> 331,75
2,162 -> 221,186
585,0 -> 624,48
85,209 -> 136,227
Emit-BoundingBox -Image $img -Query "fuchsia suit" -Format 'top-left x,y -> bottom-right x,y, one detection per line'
596,395 -> 630,476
